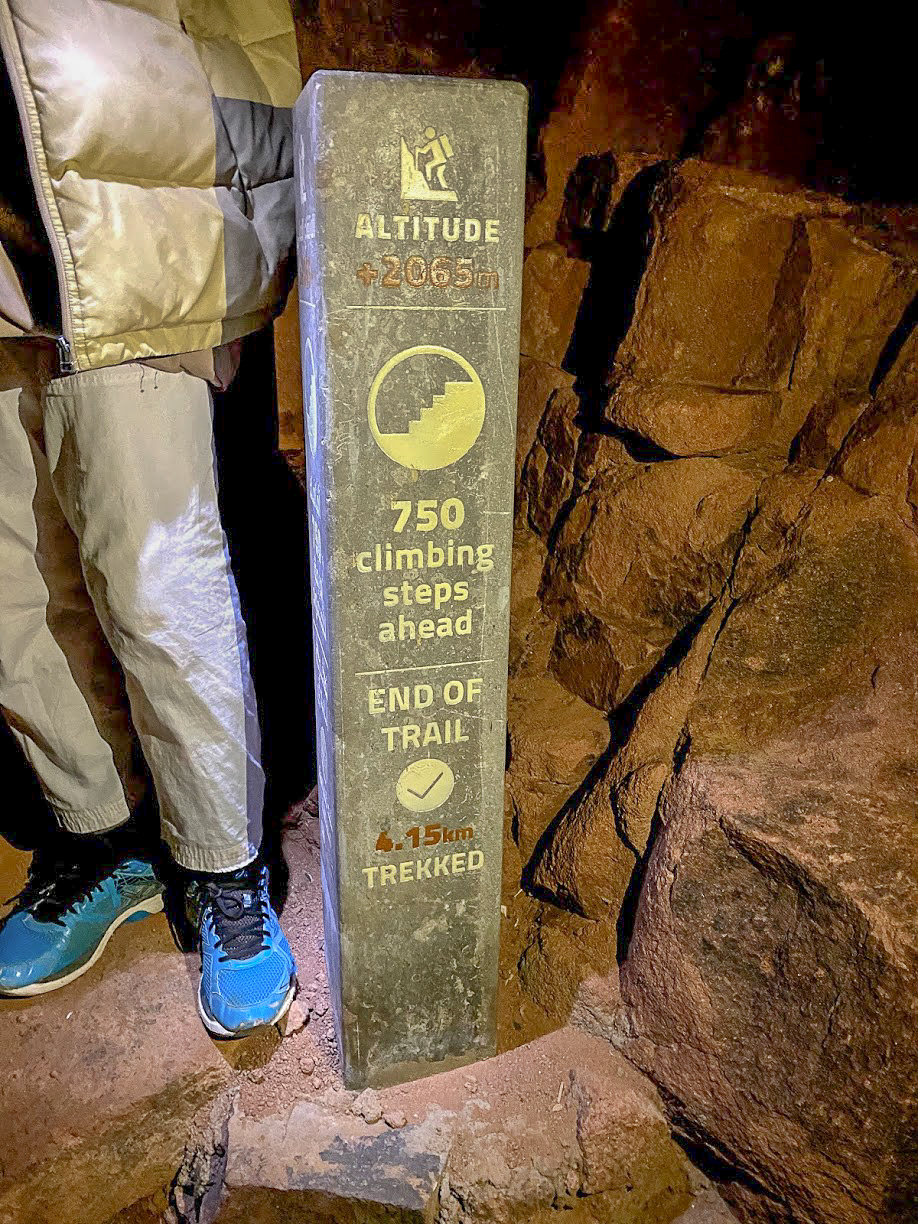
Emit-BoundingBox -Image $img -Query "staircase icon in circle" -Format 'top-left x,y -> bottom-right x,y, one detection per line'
368,346 -> 485,470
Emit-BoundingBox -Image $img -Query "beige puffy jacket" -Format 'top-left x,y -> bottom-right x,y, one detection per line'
0,0 -> 300,372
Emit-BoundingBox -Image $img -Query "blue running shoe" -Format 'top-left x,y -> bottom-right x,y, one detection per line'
0,854 -> 164,996
187,864 -> 297,1037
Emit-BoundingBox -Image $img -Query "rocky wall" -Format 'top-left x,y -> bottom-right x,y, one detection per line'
505,135 -> 917,1224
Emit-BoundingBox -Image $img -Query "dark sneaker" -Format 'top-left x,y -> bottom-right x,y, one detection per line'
0,854 -> 164,996
186,863 -> 296,1037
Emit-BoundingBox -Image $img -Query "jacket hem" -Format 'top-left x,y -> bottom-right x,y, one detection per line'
72,307 -> 277,372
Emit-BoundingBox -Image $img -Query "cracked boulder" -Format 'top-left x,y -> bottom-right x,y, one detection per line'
542,457 -> 759,710
619,476 -> 918,1223
530,595 -> 728,919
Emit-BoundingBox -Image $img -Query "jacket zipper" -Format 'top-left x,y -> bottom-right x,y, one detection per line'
0,3 -> 79,372
56,335 -> 76,375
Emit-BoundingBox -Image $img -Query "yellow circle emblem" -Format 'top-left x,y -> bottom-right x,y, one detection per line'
368,345 -> 485,470
395,758 -> 456,813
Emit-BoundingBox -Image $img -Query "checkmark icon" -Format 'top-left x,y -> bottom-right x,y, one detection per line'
396,759 -> 456,812
408,770 -> 444,799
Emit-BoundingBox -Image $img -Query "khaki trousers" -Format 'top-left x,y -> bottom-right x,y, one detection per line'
0,340 -> 263,871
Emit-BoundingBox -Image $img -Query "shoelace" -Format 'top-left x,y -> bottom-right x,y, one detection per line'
6,860 -> 107,926
203,875 -> 269,963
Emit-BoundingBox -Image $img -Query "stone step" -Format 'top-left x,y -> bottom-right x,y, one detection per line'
217,1026 -> 695,1223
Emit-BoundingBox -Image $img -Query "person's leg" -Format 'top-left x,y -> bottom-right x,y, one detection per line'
42,361 -> 294,1031
0,340 -> 145,830
42,363 -> 264,873
0,341 -> 162,996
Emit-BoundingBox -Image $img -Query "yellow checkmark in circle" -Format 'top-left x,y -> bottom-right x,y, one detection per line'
395,758 -> 456,813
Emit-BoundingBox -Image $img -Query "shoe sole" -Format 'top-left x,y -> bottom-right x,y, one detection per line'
197,976 -> 297,1039
0,893 -> 165,998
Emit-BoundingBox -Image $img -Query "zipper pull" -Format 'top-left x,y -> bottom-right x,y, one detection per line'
56,335 -> 76,375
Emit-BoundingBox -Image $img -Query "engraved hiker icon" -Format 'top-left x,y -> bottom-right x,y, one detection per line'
400,126 -> 458,202
418,127 -> 453,189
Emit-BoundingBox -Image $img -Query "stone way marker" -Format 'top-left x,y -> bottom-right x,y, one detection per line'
295,72 -> 527,1088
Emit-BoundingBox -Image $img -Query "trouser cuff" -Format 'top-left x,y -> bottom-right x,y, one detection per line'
51,796 -> 132,835
165,839 -> 260,874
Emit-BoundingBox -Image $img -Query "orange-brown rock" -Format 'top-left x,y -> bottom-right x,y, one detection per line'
543,458 -> 759,709
616,469 -> 918,1222
515,358 -> 577,492
521,374 -> 582,537
519,244 -> 590,368
605,382 -> 780,457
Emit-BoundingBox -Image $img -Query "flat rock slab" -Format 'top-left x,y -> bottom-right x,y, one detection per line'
0,884 -> 231,1224
219,1027 -> 694,1223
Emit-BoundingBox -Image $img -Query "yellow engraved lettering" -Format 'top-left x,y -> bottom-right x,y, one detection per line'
442,217 -> 460,242
355,213 -> 373,239
422,721 -> 442,746
382,726 -> 399,750
368,688 -> 385,714
468,850 -> 484,871
376,215 -> 392,240
403,724 -> 421,748
380,865 -> 397,886
399,861 -> 413,883
394,216 -> 409,239
452,853 -> 466,874
363,866 -> 380,888
417,858 -> 432,879
485,219 -> 500,242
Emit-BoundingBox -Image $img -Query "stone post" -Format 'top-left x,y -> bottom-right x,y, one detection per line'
294,71 -> 527,1087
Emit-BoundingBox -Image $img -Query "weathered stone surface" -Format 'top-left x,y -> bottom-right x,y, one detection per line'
515,358 -> 576,490
218,1029 -> 695,1224
531,596 -> 728,918
440,1035 -> 691,1223
507,525 -> 549,673
506,522 -> 608,871
523,6 -> 762,249
220,1100 -> 447,1222
521,376 -> 582,537
689,479 -> 918,754
622,737 -> 918,1222
605,382 -> 780,457
519,244 -> 590,367
617,474 -> 918,1221
833,327 -> 918,505
0,914 -> 231,1224
616,163 -> 841,391
543,458 -> 759,709
508,134 -> 918,1224
786,218 -> 918,465
515,916 -> 616,1026
506,671 -> 608,866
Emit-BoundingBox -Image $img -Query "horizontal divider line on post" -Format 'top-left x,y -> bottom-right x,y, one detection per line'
355,658 -> 494,677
